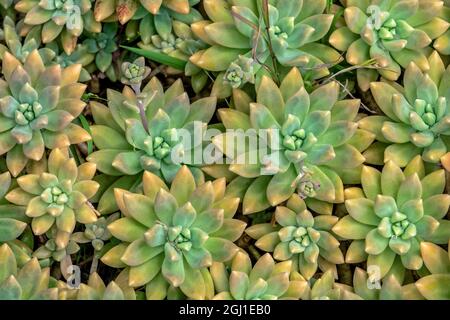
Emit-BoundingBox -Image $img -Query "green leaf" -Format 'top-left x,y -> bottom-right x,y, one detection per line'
78,114 -> 93,154
121,46 -> 186,71
0,218 -> 27,242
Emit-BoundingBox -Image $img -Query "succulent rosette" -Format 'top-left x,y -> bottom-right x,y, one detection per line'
120,57 -> 151,85
0,17 -> 55,64
246,194 -> 343,279
352,267 -> 423,300
87,76 -> 217,204
223,55 -> 256,89
329,0 -> 449,90
208,68 -> 372,214
0,243 -> 58,300
76,272 -> 136,300
210,251 -> 306,300
15,0 -> 101,54
332,156 -> 450,281
5,148 -> 99,249
83,23 -> 118,77
93,0 -> 200,24
138,18 -> 205,61
360,51 -> 450,167
189,0 -> 341,97
46,43 -> 94,82
71,213 -> 118,252
138,18 -> 207,72
0,51 -> 91,176
101,166 -> 246,300
0,18 -> 92,82
33,232 -> 80,263
414,241 -> 450,300
136,9 -> 208,93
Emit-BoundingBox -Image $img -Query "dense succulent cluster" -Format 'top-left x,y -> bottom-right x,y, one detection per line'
190,0 -> 342,97
330,0 -> 449,90
0,0 -> 448,301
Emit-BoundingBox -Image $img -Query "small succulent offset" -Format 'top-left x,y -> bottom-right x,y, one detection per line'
415,241 -> 450,300
360,51 -> 450,167
83,23 -> 118,75
71,213 -> 118,251
0,243 -> 58,300
210,251 -> 306,300
33,232 -> 80,264
120,57 -> 151,86
246,194 -> 343,280
101,166 -> 246,300
93,0 -> 200,24
15,0 -> 101,54
190,0 -> 340,92
87,73 -> 216,186
329,0 -> 449,90
210,68 -> 371,214
332,157 -> 450,281
0,51 -> 91,176
5,149 -> 99,249
137,13 -> 208,93
138,19 -> 205,62
223,55 -> 255,89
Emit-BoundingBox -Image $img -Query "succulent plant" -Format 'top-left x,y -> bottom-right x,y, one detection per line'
33,233 -> 80,263
415,241 -> 450,300
189,0 -> 341,96
302,269 -> 360,300
101,166 -> 246,300
246,194 -> 343,279
0,17 -> 55,64
0,51 -> 91,176
138,18 -> 206,64
15,0 -> 101,54
5,148 -> 99,249
83,23 -> 118,76
93,0 -> 201,24
211,251 -> 306,300
329,0 -> 449,90
332,156 -> 450,281
46,43 -> 94,82
0,173 -> 33,267
72,213 -> 119,251
0,243 -> 58,300
209,68 -> 371,214
76,272 -> 136,300
87,75 -> 216,194
120,57 -> 151,85
360,51 -> 450,167
135,8 -> 208,92
223,55 -> 256,89
352,267 -> 422,300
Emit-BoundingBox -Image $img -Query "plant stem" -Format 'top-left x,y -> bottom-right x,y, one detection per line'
131,84 -> 149,133
262,0 -> 280,84
89,252 -> 100,274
